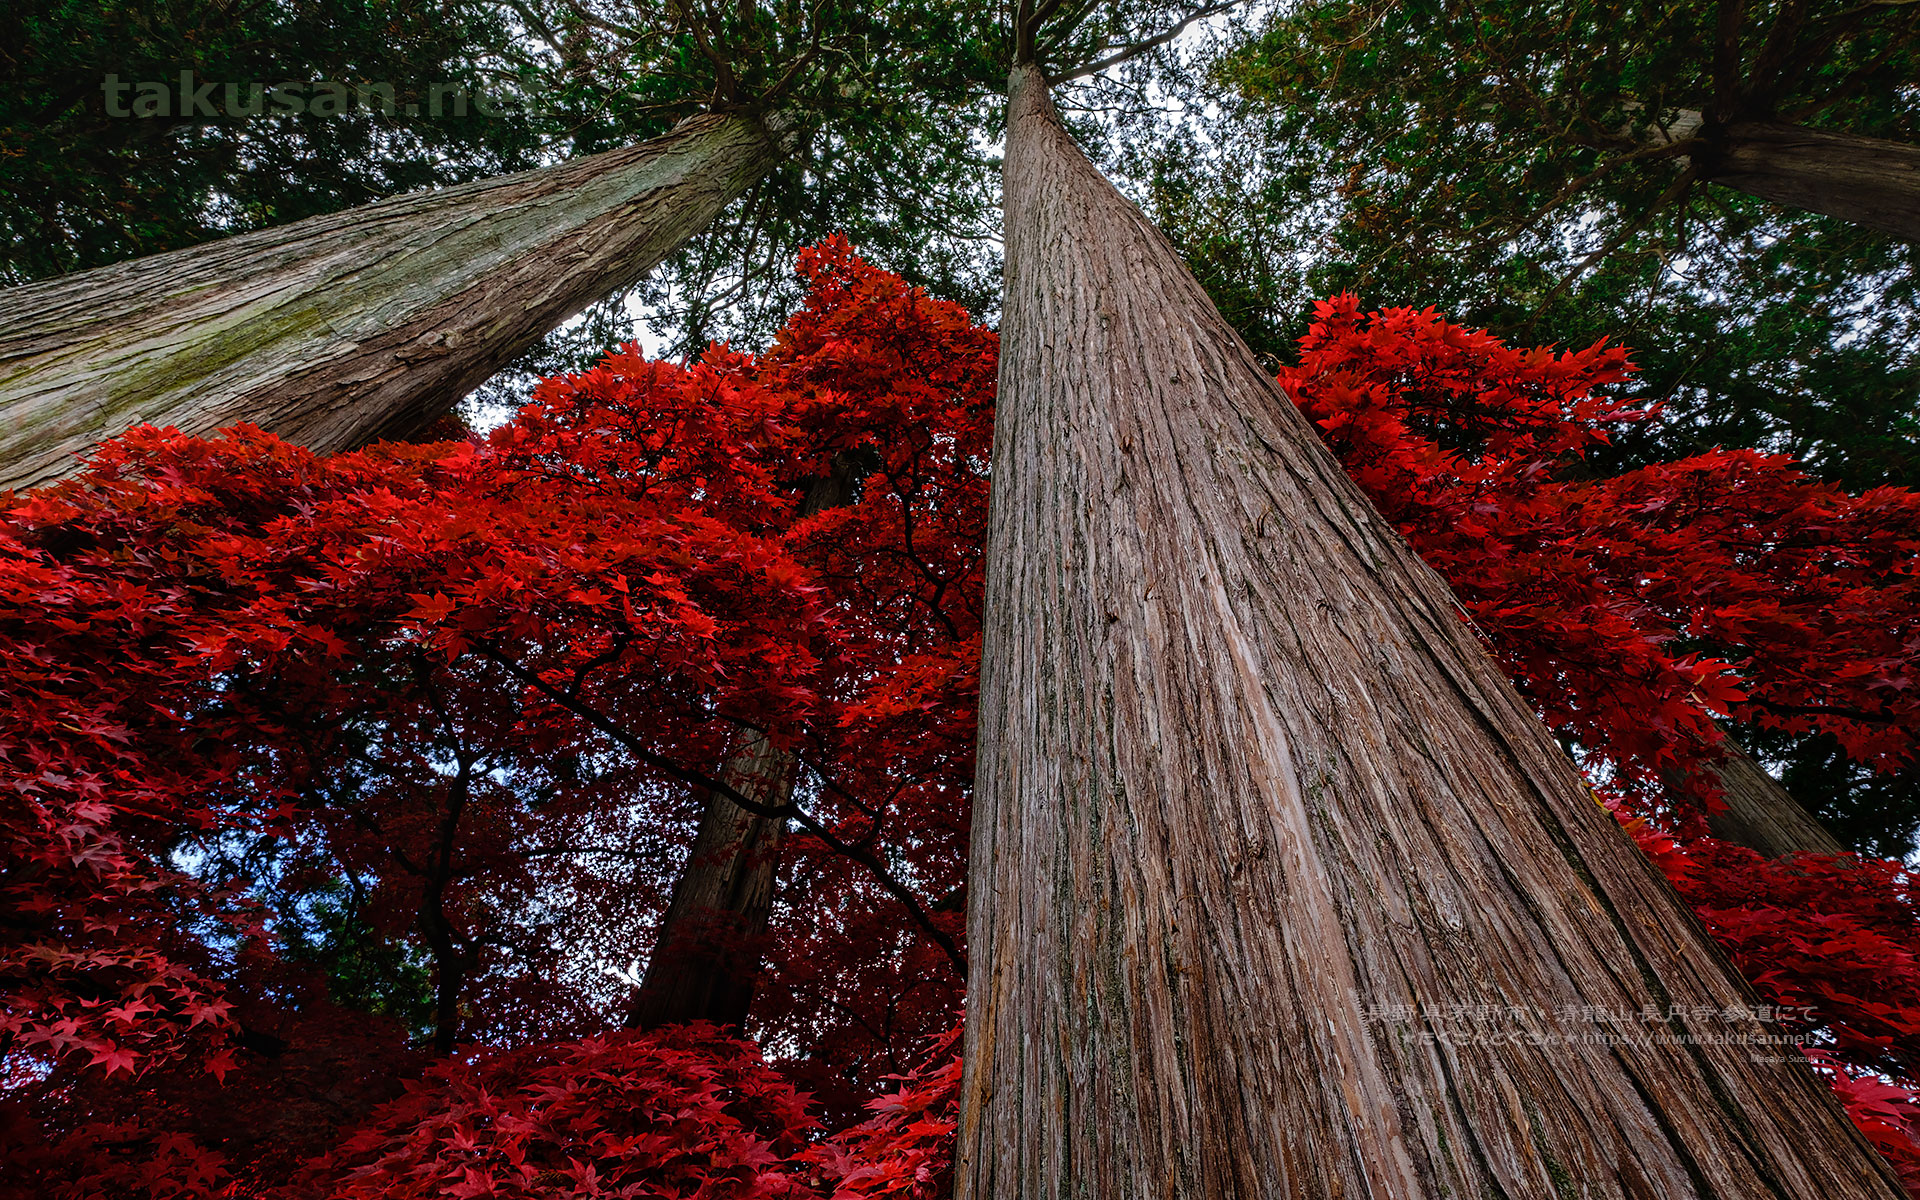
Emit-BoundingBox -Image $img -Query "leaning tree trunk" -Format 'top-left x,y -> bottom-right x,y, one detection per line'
0,111 -> 790,493
1700,121 -> 1920,243
1700,733 -> 1845,860
1638,111 -> 1920,242
626,462 -> 857,1031
955,62 -> 1899,1199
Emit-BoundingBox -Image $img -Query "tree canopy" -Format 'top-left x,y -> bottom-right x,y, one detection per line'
4,241 -> 1918,1193
1147,0 -> 1919,490
5,4 -> 1920,1195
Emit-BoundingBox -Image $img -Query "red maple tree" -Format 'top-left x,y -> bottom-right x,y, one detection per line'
5,254 -> 1918,1197
1,239 -> 987,1196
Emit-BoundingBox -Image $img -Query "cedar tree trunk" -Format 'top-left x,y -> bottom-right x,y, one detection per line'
1702,734 -> 1845,860
954,63 -> 1901,1199
1701,121 -> 1920,243
627,462 -> 856,1031
1639,111 -> 1920,241
0,111 -> 789,493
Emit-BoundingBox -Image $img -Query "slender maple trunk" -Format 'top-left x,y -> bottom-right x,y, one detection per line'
419,873 -> 475,1056
1701,734 -> 1844,859
956,62 -> 1899,1199
1700,121 -> 1920,242
0,112 -> 791,493
626,728 -> 799,1032
420,764 -> 477,1054
626,463 -> 856,1031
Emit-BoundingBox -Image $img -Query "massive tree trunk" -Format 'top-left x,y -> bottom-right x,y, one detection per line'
1635,110 -> 1920,241
1700,121 -> 1920,243
626,463 -> 856,1031
0,111 -> 790,493
955,62 -> 1899,1199
1701,734 -> 1845,860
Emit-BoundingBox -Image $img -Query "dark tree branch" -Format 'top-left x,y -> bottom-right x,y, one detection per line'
761,0 -> 828,105
1052,1 -> 1243,84
480,646 -> 967,973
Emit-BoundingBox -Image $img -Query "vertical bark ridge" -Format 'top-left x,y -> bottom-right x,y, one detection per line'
0,112 -> 791,493
627,462 -> 857,1031
955,62 -> 1900,1199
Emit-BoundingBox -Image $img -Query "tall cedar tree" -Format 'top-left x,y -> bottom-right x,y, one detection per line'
0,113 -> 792,493
956,57 -> 1900,1196
0,1 -> 1011,492
1146,0 -> 1920,854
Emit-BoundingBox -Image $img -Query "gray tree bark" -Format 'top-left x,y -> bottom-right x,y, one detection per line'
0,111 -> 791,494
1702,121 -> 1920,243
1701,734 -> 1845,860
1634,110 -> 1920,242
626,462 -> 856,1031
955,63 -> 1900,1199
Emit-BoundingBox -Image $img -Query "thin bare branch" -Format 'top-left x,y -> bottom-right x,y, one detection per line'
1052,1 -> 1244,84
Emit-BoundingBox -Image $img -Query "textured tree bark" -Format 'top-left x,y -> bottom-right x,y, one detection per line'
955,62 -> 1901,1199
0,112 -> 790,494
626,463 -> 856,1032
1635,111 -> 1920,242
626,727 -> 800,1032
1701,734 -> 1845,860
1700,121 -> 1920,243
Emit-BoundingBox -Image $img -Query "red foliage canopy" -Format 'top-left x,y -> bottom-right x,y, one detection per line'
313,1024 -> 817,1200
1278,295 -> 1920,816
2,238 -> 988,1194
5,258 -> 1917,1198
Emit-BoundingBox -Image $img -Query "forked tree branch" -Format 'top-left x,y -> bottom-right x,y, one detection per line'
1053,1 -> 1244,83
481,646 -> 968,973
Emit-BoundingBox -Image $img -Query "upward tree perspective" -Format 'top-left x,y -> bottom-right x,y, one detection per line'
956,39 -> 1902,1196
5,3 -> 1920,1197
1143,0 -> 1920,846
0,0 -> 1009,492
